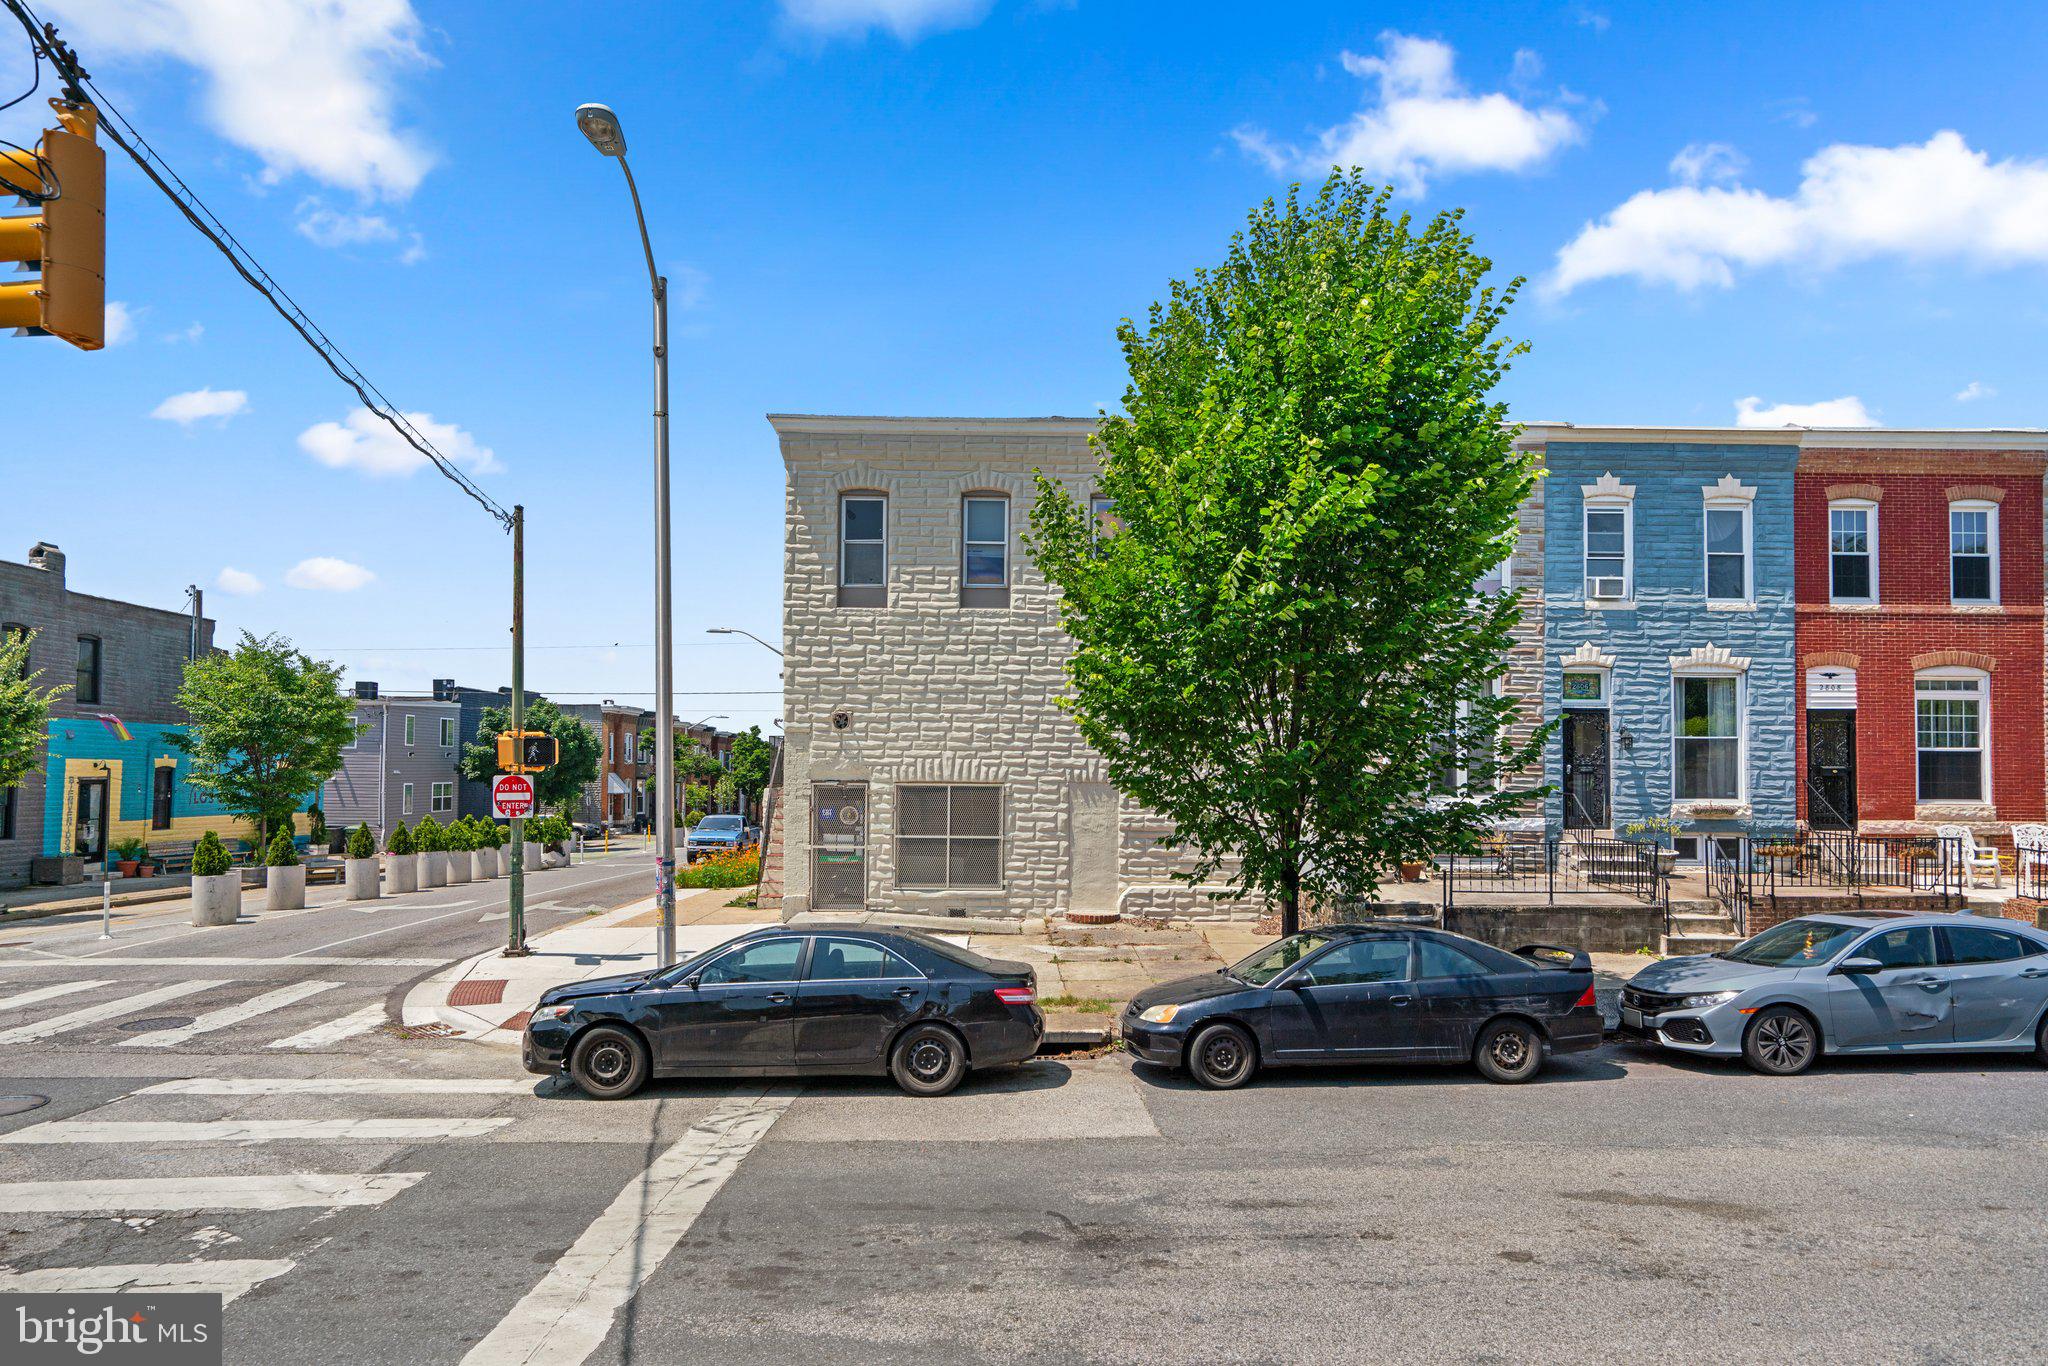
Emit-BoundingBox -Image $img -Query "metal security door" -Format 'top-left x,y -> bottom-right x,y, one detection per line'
811,782 -> 867,911
1562,712 -> 1609,829
1807,711 -> 1856,830
73,778 -> 109,865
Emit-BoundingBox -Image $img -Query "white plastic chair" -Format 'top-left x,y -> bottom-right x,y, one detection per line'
1936,824 -> 2001,889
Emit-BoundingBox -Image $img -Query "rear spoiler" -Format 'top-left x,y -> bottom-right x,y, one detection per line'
1514,943 -> 1591,972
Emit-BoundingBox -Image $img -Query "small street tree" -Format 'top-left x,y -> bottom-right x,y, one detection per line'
1028,172 -> 1544,935
727,726 -> 776,816
171,633 -> 361,851
460,696 -> 599,813
0,628 -> 66,797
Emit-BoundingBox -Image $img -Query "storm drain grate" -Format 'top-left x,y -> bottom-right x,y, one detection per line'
384,1021 -> 461,1040
0,1094 -> 49,1117
118,1016 -> 195,1033
448,979 -> 507,1007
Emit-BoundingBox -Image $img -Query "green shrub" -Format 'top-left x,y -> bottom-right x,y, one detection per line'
265,827 -> 300,867
111,836 -> 149,863
446,821 -> 473,852
413,816 -> 444,852
386,822 -> 414,856
191,831 -> 231,877
305,803 -> 329,847
491,823 -> 509,848
346,823 -> 376,859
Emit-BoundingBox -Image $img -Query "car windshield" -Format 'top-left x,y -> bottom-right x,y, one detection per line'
1231,933 -> 1332,985
697,816 -> 741,829
1719,918 -> 1866,967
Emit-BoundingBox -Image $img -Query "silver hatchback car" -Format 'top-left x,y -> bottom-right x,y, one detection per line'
1619,913 -> 2048,1074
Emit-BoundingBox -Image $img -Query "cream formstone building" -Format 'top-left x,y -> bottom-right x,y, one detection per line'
772,414 -> 1548,923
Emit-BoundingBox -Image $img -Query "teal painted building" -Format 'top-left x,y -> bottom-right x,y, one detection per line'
37,718 -> 264,861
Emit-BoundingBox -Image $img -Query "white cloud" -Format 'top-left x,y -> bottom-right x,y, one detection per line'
1734,395 -> 1879,428
1955,380 -> 1996,403
45,0 -> 435,198
1570,6 -> 1611,32
294,198 -> 398,247
149,387 -> 249,425
297,408 -> 502,478
103,301 -> 138,345
285,556 -> 375,592
1232,32 -> 1584,195
778,0 -> 993,41
1669,141 -> 1745,186
215,566 -> 263,595
1550,131 -> 2048,295
165,322 -> 205,344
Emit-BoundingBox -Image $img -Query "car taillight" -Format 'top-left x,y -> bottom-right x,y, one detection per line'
1573,984 -> 1597,1010
993,985 -> 1035,1006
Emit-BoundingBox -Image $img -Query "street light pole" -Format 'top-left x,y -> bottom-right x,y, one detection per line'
706,626 -> 784,657
577,102 -> 678,967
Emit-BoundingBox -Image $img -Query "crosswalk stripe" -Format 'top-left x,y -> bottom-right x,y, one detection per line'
0,955 -> 444,967
116,980 -> 339,1049
0,979 -> 115,1014
264,1003 -> 388,1050
0,1172 -> 426,1213
0,1260 -> 296,1304
0,979 -> 227,1046
462,1085 -> 800,1366
141,1077 -> 534,1096
0,1117 -> 515,1144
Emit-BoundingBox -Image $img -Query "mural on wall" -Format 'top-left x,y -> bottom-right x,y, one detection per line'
39,718 -> 263,858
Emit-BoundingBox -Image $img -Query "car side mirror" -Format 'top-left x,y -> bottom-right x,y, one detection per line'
1836,956 -> 1885,976
681,974 -> 702,990
1285,975 -> 1314,990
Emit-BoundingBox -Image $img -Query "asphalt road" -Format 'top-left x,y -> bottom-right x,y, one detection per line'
2,877 -> 2045,1364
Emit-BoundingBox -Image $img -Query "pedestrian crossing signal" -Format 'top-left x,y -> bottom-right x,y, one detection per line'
495,730 -> 557,773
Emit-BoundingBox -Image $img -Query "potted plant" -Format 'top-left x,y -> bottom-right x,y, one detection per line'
110,836 -> 147,878
445,819 -> 474,885
264,825 -> 306,911
189,830 -> 240,926
305,802 -> 331,855
471,819 -> 499,879
414,815 -> 448,887
384,821 -> 418,894
1622,815 -> 1685,875
521,817 -> 544,874
1397,855 -> 1430,883
1757,841 -> 1803,875
344,822 -> 380,901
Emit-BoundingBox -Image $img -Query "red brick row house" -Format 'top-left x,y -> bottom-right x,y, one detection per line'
1794,435 -> 2048,841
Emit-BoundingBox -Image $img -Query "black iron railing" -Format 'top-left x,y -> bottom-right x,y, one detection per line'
1749,830 -> 1963,908
1439,835 -> 1668,911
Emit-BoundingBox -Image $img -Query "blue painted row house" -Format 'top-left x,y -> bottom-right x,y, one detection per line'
1534,431 -> 1800,858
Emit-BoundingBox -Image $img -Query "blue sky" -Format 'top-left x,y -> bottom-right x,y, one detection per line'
5,0 -> 2046,719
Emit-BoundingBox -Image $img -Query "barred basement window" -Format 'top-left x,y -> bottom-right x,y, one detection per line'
896,785 -> 1002,889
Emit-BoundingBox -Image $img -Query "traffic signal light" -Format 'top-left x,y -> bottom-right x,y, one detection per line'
0,98 -> 105,350
495,730 -> 558,772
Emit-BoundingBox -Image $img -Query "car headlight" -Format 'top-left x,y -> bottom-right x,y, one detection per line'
530,1003 -> 573,1024
1680,990 -> 1739,1009
1137,1004 -> 1180,1025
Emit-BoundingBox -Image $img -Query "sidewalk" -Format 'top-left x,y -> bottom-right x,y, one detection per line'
407,902 -> 1653,1049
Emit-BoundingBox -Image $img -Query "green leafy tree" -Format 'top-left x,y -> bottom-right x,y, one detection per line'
727,726 -> 776,805
0,628 -> 66,795
346,823 -> 376,859
460,696 -> 599,812
170,633 -> 361,850
713,775 -> 738,812
191,830 -> 231,878
265,826 -> 300,867
1028,172 -> 1543,935
386,822 -> 414,856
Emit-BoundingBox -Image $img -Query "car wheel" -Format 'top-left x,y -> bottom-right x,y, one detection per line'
1473,1018 -> 1545,1084
2035,1014 -> 2048,1067
1743,1006 -> 1818,1076
569,1025 -> 649,1100
890,1023 -> 968,1097
1186,1022 -> 1258,1090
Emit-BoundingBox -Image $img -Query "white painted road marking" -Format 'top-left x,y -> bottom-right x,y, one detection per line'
0,1117 -> 515,1144
461,1085 -> 800,1366
0,955 -> 445,967
142,1077 -> 534,1096
264,1004 -> 389,1050
0,1259 -> 295,1304
0,979 -> 227,1045
0,1172 -> 427,1212
0,979 -> 115,1014
118,980 -> 340,1049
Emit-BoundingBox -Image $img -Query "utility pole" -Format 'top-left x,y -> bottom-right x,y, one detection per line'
505,504 -> 529,956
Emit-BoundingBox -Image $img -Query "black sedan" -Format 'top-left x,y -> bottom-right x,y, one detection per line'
523,925 -> 1043,1098
1120,924 -> 1602,1087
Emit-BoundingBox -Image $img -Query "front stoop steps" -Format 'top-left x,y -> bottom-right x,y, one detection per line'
1660,898 -> 1743,957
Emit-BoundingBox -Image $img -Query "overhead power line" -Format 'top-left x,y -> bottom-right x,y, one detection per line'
4,0 -> 513,530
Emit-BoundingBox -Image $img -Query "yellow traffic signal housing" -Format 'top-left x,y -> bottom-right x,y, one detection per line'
0,99 -> 105,350
495,730 -> 558,773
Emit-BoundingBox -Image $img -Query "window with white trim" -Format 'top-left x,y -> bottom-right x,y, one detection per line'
1584,503 -> 1631,600
1949,503 -> 1997,603
1828,501 -> 1876,603
430,781 -> 454,813
961,495 -> 1010,605
403,714 -> 416,747
401,782 -> 415,815
838,494 -> 887,607
1674,675 -> 1742,801
439,717 -> 455,747
1916,671 -> 1987,802
896,784 -> 1002,888
1704,502 -> 1751,602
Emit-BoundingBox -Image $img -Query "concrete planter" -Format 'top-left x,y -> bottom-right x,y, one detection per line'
474,847 -> 498,879
446,852 -> 472,885
421,851 -> 448,888
344,856 -> 380,901
265,864 -> 307,911
191,872 -> 241,926
385,852 -> 418,894
522,841 -> 543,872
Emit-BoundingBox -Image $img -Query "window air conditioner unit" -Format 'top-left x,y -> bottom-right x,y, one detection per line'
1587,577 -> 1627,600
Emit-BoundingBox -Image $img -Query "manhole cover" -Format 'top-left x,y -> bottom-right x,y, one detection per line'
118,1015 -> 195,1033
0,1094 -> 49,1117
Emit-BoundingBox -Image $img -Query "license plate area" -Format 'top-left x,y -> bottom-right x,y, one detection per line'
1621,1006 -> 1647,1030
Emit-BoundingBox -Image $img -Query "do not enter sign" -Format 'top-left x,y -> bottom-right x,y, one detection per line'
492,773 -> 536,819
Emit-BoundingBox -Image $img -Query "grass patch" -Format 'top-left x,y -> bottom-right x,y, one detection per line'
726,888 -> 759,909
1039,994 -> 1116,1014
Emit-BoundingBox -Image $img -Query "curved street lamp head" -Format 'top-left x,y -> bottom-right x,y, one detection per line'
575,103 -> 627,157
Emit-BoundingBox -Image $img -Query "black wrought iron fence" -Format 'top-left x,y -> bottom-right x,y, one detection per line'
1748,830 -> 1963,907
1439,835 -> 1668,910
2013,841 -> 2048,901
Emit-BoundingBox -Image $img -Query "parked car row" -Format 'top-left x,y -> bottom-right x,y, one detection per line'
524,912 -> 2048,1099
